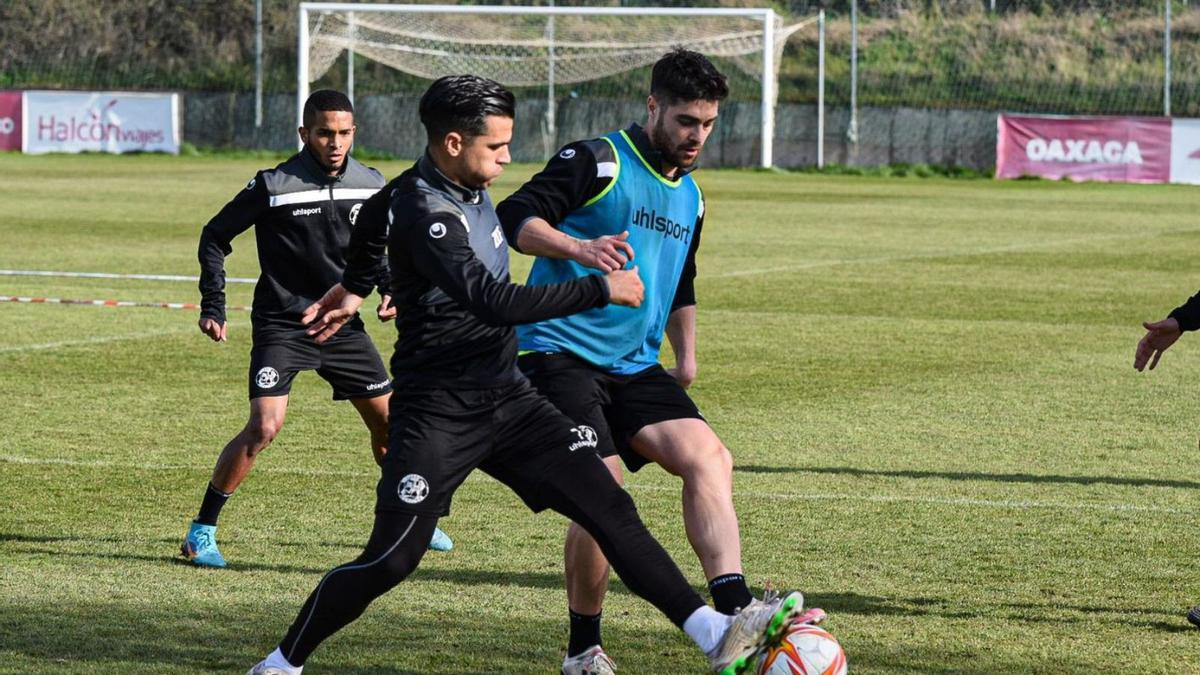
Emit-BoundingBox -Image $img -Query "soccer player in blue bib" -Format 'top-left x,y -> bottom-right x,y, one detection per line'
497,49 -> 755,674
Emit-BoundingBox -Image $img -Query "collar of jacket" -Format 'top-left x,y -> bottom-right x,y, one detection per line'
623,123 -> 697,180
417,152 -> 483,205
299,146 -> 350,184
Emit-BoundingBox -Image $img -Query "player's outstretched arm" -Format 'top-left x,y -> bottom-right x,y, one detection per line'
516,218 -> 634,273
496,139 -> 630,271
1135,317 -> 1182,371
198,317 -> 227,343
412,213 -> 615,325
302,283 -> 365,344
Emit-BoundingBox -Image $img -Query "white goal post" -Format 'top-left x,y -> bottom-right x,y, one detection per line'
297,3 -> 813,168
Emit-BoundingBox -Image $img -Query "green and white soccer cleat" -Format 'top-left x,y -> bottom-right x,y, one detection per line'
710,590 -> 806,675
561,644 -> 617,675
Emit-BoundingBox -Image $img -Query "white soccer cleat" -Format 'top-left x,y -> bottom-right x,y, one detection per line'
709,590 -> 806,675
562,644 -> 617,675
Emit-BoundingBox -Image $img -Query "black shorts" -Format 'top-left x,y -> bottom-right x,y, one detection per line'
248,326 -> 392,400
517,352 -> 704,472
375,380 -> 602,516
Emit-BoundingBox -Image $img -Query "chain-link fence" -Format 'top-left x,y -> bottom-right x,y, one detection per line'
3,0 -> 1197,168
786,0 -> 1194,118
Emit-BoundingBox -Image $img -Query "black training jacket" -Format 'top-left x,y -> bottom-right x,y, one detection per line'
198,148 -> 386,332
342,154 -> 611,389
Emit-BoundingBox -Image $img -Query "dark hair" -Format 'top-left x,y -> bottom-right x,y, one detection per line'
650,48 -> 729,105
419,75 -> 515,143
302,89 -> 354,127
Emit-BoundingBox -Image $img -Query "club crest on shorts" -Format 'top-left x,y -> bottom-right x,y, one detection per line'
255,366 -> 279,389
398,474 -> 430,504
568,425 -> 598,452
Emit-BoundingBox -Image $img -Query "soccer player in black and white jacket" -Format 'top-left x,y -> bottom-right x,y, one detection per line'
180,90 -> 451,569
243,76 -> 813,675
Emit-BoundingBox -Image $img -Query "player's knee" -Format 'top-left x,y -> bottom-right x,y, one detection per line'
245,418 -> 282,449
678,440 -> 733,484
595,480 -> 640,524
378,544 -> 422,583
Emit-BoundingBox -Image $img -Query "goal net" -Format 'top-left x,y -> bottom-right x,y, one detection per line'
298,4 -> 813,167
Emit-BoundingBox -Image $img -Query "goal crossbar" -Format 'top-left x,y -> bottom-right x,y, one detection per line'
298,3 -> 785,166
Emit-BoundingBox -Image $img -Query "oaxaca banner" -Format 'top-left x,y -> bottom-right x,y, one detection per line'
0,91 -> 21,151
996,114 -> 1172,183
22,91 -> 179,155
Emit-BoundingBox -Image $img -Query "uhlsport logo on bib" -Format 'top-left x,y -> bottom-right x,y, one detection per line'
349,202 -> 362,225
428,222 -> 447,239
568,425 -> 599,452
559,148 -> 576,160
255,367 -> 280,389
398,474 -> 430,504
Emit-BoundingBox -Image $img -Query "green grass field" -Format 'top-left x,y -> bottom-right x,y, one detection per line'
2,153 -> 1199,673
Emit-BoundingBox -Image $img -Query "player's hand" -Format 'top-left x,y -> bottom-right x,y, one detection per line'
377,294 -> 396,322
198,318 -> 227,342
1135,317 -> 1182,371
302,283 -> 364,344
576,231 -> 635,272
667,363 -> 696,389
604,266 -> 643,308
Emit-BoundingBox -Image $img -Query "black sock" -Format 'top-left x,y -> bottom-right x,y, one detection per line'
195,482 -> 231,527
567,610 -> 602,657
709,573 -> 753,615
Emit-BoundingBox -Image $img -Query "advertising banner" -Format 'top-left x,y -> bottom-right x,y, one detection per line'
22,91 -> 179,154
0,91 -> 21,151
996,114 -> 1171,183
1169,119 -> 1200,185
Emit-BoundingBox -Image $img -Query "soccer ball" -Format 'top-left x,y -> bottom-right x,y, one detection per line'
756,622 -> 848,675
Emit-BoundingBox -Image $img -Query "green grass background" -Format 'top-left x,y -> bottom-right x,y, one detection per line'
2,153 -> 1199,673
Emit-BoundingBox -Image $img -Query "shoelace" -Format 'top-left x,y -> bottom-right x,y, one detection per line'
585,652 -> 616,673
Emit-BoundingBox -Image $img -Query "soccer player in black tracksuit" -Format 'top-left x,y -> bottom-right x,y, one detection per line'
181,90 -> 450,569
1136,288 -> 1200,629
244,76 -> 810,675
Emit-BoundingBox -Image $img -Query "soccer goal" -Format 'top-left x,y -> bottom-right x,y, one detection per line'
296,3 -> 814,168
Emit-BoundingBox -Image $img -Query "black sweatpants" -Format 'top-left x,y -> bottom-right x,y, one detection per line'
277,451 -> 706,666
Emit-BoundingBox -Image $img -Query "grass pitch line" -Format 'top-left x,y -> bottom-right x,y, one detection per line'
0,327 -> 199,354
0,454 -> 1187,515
712,227 -> 1200,279
627,483 -> 1187,515
0,269 -> 257,284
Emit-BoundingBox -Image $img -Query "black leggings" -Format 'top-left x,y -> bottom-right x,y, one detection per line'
279,455 -> 705,666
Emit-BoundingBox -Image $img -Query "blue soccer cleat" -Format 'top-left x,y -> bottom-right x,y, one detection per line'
181,521 -> 227,568
428,526 -> 454,552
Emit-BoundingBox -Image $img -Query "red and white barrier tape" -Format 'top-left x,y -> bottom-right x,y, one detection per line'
0,269 -> 257,284
1,296 -> 252,312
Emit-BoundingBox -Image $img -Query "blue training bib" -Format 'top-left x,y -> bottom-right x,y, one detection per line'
518,130 -> 702,374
